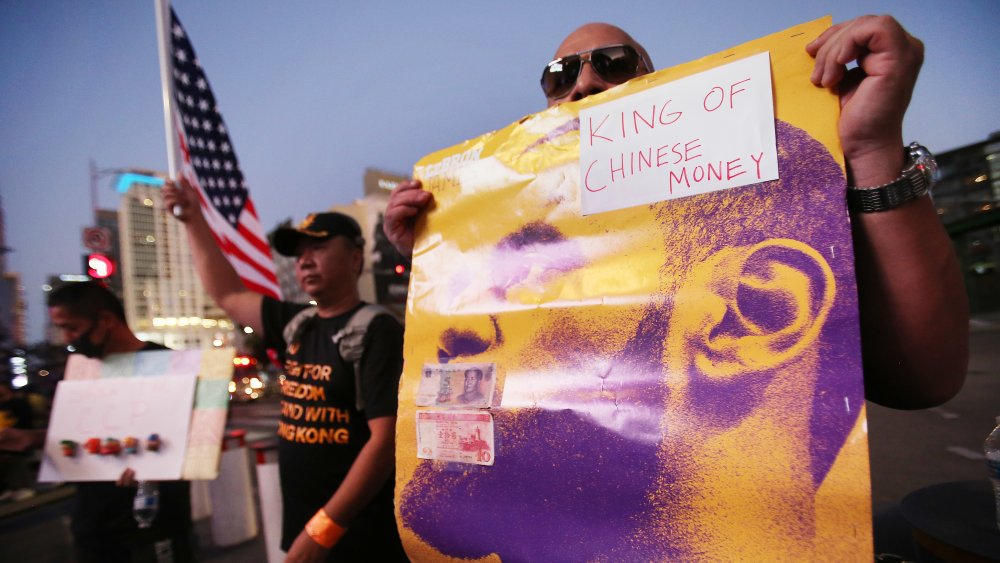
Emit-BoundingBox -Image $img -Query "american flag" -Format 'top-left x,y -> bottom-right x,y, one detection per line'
165,8 -> 281,298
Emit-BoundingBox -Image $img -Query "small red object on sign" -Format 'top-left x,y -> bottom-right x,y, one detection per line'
84,437 -> 101,454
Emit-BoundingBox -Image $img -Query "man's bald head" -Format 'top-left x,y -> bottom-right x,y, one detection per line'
544,23 -> 653,107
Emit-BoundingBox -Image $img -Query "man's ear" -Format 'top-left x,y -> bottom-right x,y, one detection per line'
666,239 -> 836,380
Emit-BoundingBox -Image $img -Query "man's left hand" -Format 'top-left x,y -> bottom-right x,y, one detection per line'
807,15 -> 923,185
284,530 -> 331,563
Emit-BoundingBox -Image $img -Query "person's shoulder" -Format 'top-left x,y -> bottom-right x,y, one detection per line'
363,304 -> 402,329
263,297 -> 315,325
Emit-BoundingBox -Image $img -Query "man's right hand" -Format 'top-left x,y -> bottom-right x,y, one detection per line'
383,179 -> 432,257
162,177 -> 201,223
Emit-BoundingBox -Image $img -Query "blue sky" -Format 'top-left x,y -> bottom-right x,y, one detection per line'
2,1 -> 998,342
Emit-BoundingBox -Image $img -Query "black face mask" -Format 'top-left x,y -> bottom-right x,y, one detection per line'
69,321 -> 107,359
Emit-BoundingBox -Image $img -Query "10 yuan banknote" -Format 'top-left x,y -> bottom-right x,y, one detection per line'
416,410 -> 495,466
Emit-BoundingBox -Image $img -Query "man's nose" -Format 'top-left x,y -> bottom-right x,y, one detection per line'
296,250 -> 315,267
568,61 -> 609,102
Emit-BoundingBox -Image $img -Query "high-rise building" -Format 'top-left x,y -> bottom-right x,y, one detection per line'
934,132 -> 1000,313
0,195 -> 25,347
117,178 -> 235,349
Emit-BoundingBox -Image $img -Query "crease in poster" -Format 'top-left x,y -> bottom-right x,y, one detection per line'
396,17 -> 871,562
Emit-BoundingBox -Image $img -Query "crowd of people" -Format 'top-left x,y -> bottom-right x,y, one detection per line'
1,14 -> 969,562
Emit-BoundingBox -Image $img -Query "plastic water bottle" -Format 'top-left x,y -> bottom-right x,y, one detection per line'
985,417 -> 1000,532
133,481 -> 160,529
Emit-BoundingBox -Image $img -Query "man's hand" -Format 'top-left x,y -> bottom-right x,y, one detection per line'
384,179 -> 432,257
116,468 -> 137,488
284,529 -> 331,563
162,177 -> 202,223
0,427 -> 44,452
807,15 -> 923,186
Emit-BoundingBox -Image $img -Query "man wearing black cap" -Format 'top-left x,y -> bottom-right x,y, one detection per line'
164,180 -> 405,562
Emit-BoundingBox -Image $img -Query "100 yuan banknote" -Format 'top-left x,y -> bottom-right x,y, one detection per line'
416,410 -> 495,466
416,362 -> 495,408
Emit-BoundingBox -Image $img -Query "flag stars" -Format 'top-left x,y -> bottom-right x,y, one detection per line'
202,118 -> 212,130
196,78 -> 207,91
198,99 -> 209,112
172,23 -> 184,39
220,142 -> 231,154
223,161 -> 233,172
174,48 -> 188,63
207,140 -> 216,152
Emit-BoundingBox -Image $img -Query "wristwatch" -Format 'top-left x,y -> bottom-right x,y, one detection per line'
846,142 -> 936,213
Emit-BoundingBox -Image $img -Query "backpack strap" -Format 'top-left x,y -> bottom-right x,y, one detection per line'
282,306 -> 319,349
331,304 -> 392,411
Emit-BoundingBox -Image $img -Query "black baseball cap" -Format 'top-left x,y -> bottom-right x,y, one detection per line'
272,212 -> 364,256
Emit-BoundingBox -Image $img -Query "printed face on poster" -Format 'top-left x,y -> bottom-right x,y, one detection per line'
38,374 -> 198,482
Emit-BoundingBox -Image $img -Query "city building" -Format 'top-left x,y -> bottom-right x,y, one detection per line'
116,177 -> 235,349
0,197 -> 25,348
934,132 -> 1000,314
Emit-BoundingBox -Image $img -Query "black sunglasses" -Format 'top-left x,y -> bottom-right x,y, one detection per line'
540,44 -> 649,99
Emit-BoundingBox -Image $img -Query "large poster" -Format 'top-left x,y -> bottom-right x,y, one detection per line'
396,17 -> 871,561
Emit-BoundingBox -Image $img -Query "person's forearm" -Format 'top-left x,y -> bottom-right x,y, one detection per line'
852,195 -> 969,408
182,213 -> 262,330
321,425 -> 395,526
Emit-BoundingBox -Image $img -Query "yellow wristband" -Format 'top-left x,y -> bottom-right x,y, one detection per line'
304,509 -> 345,548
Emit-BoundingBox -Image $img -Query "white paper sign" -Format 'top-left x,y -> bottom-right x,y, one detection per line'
580,52 -> 777,215
38,374 -> 197,482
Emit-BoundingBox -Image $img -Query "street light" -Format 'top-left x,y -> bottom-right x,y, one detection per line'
89,159 -> 165,214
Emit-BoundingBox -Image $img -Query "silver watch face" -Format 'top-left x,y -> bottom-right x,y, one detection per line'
907,142 -> 937,181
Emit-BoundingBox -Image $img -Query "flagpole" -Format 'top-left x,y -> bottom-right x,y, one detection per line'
154,0 -> 178,179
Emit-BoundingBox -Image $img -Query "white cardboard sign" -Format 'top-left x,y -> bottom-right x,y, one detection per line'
38,374 -> 197,482
580,52 -> 777,215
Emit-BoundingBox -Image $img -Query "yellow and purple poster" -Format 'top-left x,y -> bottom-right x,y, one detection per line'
396,17 -> 872,561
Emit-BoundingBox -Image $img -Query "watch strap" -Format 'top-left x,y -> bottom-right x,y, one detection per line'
846,170 -> 930,213
847,143 -> 934,213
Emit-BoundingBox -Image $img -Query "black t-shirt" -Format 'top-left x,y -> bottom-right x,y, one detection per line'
71,342 -> 193,561
261,297 -> 404,558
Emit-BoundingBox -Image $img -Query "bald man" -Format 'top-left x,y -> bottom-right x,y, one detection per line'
384,17 -> 967,410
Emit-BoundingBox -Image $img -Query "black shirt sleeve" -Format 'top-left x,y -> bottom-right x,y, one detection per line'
359,314 -> 404,420
260,296 -> 310,351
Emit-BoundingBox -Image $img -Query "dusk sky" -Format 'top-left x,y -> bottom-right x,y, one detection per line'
2,1 -> 998,342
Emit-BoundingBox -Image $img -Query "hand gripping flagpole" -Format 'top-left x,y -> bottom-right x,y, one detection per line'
154,0 -> 183,218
